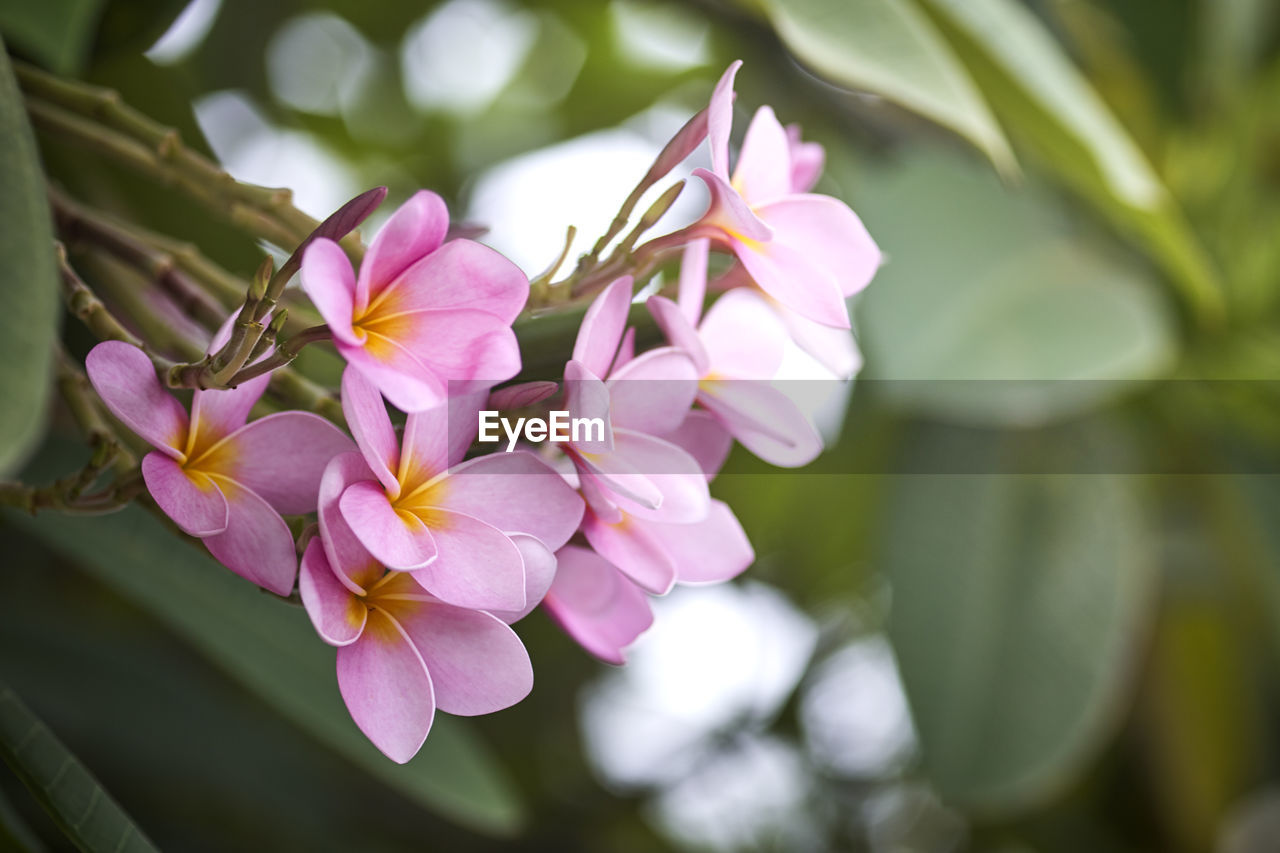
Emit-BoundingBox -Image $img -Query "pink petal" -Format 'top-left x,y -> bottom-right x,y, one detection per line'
445,388 -> 488,467
408,509 -> 525,612
692,168 -> 772,243
699,380 -> 823,467
440,452 -> 585,551
609,428 -> 710,524
543,546 -> 653,665
300,239 -> 360,345
755,195 -> 881,298
187,375 -> 271,458
647,295 -> 709,374
708,60 -> 742,179
699,288 -> 786,379
398,404 -> 449,494
199,412 -> 354,514
202,477 -> 298,595
609,327 -> 637,375
336,610 -> 434,764
488,380 -> 558,411
340,480 -> 438,570
357,190 -> 448,309
338,341 -> 448,415
656,499 -> 754,584
318,452 -> 386,593
340,366 -> 400,497
386,599 -> 532,716
785,123 -> 824,193
607,347 -> 699,435
564,360 -> 613,454
490,534 -> 557,624
733,106 -> 792,205
572,276 -> 632,378
662,410 -> 733,479
299,538 -> 366,646
677,238 -> 710,326
572,448 -> 664,512
371,239 -> 528,325
85,341 -> 187,457
730,226 -> 849,328
776,302 -> 863,379
366,309 -> 521,385
580,510 -> 677,595
140,451 -> 228,536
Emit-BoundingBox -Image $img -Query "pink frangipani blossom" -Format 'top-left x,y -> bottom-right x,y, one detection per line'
331,367 -> 584,612
301,190 -> 529,412
542,545 -> 654,666
86,340 -> 353,594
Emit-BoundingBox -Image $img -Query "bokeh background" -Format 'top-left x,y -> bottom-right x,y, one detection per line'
3,0 -> 1280,850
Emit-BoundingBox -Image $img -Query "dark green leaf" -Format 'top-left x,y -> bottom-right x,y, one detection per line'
0,42 -> 60,476
0,783 -> 47,853
0,677 -> 157,853
0,0 -> 105,74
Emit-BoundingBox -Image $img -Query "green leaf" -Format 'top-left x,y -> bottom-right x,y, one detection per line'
0,0 -> 105,74
0,678 -> 157,853
0,783 -> 47,853
0,43 -> 60,476
7,505 -> 528,837
855,151 -> 1175,425
756,0 -> 1014,172
881,435 -> 1157,812
918,0 -> 1224,324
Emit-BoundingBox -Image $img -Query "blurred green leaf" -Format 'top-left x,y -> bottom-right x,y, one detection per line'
8,506 -> 528,837
0,677 -> 157,853
856,151 -> 1175,426
918,0 -> 1224,324
0,0 -> 104,74
756,0 -> 1014,172
0,43 -> 60,477
882,454 -> 1156,813
0,784 -> 46,853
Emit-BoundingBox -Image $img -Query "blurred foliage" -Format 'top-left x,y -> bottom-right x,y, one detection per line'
3,0 -> 1280,850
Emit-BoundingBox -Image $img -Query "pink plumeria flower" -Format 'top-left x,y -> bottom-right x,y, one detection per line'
690,61 -> 881,329
330,367 -> 583,612
650,241 -> 823,468
560,278 -> 710,533
301,190 -> 528,412
86,340 -> 353,594
299,509 -> 538,763
542,545 -> 654,665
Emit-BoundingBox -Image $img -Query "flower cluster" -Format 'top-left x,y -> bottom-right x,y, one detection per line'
81,61 -> 879,763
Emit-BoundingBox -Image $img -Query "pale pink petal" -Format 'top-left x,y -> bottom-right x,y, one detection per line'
564,360 -> 613,454
699,380 -> 823,467
755,195 -> 881,298
581,510 -> 677,595
338,340 -> 448,414
408,509 -> 525,612
357,190 -> 449,309
699,288 -> 787,379
677,238 -> 710,326
609,428 -> 710,524
188,375 -> 270,457
199,412 -> 354,514
776,302 -> 863,379
372,239 -> 527,325
572,447 -> 664,512
490,534 -> 557,624
733,106 -> 792,205
572,276 -> 632,378
440,452 -> 585,551
299,239 -> 360,345
445,388 -> 487,467
708,60 -> 742,179
398,404 -> 449,494
202,477 -> 298,595
662,410 -> 733,479
579,471 -> 624,524
340,480 -> 438,570
609,327 -> 636,375
785,124 -> 824,193
387,599 -> 532,716
647,295 -> 710,375
657,499 -> 754,584
731,228 -> 849,328
318,452 -> 386,593
488,381 -> 558,411
340,366 -> 400,496
336,611 -> 434,764
85,341 -> 187,457
299,538 -> 366,646
543,546 -> 653,665
692,168 -> 772,243
140,451 -> 228,536
366,310 -> 521,385
607,347 -> 699,435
